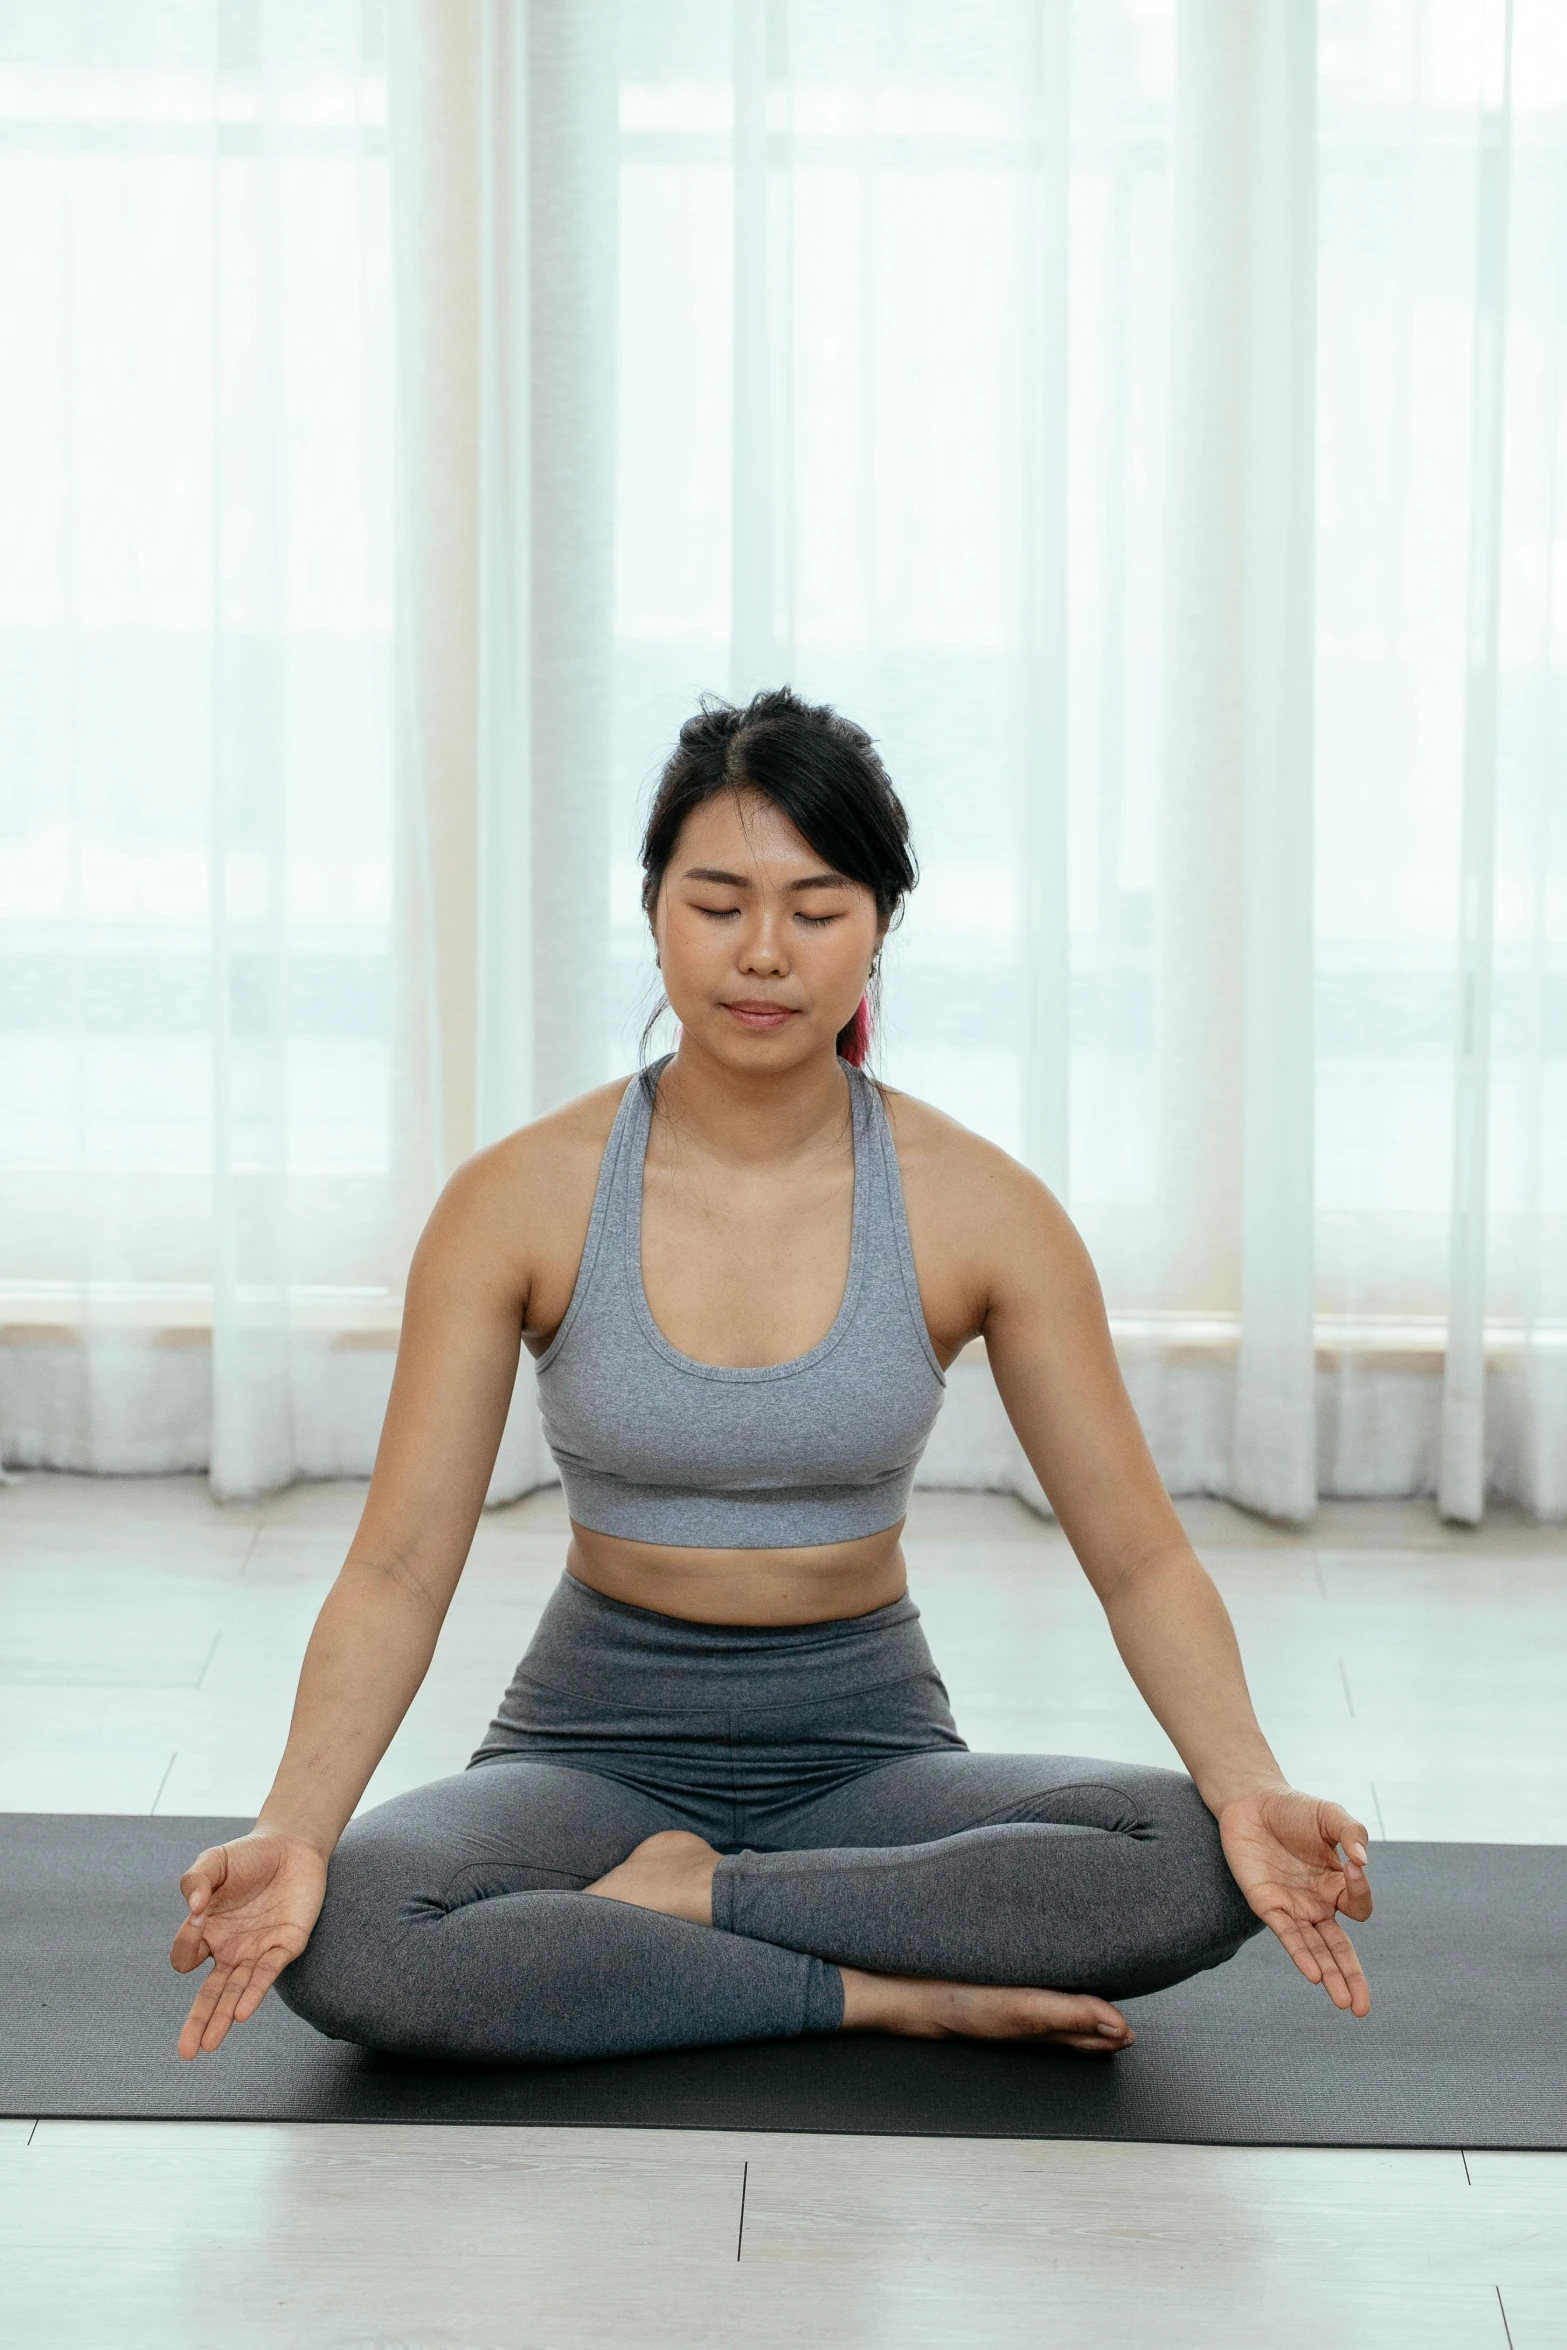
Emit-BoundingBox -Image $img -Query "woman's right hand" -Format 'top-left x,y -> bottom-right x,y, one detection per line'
170,1831 -> 328,2059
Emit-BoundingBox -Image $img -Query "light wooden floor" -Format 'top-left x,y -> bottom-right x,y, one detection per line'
2,1474 -> 1564,2348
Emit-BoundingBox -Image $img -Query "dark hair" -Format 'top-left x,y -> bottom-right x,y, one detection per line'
639,686 -> 917,1065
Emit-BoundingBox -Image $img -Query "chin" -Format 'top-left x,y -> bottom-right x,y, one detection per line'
702,1016 -> 825,1065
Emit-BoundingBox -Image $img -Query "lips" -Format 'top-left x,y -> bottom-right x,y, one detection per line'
723,1001 -> 798,1030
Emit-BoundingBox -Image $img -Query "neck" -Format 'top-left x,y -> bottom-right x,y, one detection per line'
654,1035 -> 852,1168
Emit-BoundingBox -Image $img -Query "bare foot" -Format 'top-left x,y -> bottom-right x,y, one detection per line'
840,1968 -> 1134,2054
583,1840 -> 1134,2055
583,1830 -> 720,1925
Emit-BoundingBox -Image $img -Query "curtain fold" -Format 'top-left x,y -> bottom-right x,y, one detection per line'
2,0 -> 1563,1522
1160,1 -> 1318,1521
1313,0 -> 1566,1521
386,0 -> 619,1498
1439,0 -> 1513,1524
728,0 -> 792,696
1233,0 -> 1318,1522
0,2 -> 401,1495
1018,0 -> 1072,1200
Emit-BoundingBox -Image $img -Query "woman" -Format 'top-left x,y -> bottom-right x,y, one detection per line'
172,687 -> 1372,2066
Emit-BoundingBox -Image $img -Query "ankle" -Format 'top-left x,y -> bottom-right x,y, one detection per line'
583,1829 -> 719,1927
665,1832 -> 720,1925
838,1965 -> 909,2033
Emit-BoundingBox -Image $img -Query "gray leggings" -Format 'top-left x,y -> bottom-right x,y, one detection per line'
278,1574 -> 1261,2063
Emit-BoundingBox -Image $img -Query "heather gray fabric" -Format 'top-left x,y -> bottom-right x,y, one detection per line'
276,1574 -> 1260,2063
533,1055 -> 947,1548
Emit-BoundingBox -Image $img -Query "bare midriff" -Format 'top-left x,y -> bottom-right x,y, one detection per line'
565,1520 -> 908,1627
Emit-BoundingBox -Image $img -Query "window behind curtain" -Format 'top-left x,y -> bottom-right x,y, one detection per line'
0,2 -> 396,1321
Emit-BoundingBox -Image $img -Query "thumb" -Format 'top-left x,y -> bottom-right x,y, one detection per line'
179,1843 -> 231,1918
1320,1804 -> 1370,1870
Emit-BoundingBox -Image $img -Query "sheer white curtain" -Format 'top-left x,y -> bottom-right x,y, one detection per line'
0,1 -> 409,1495
2,0 -> 1563,1521
1314,0 -> 1567,1519
606,0 -> 1566,1522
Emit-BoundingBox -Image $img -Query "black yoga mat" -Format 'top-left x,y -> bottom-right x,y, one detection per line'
3,1815 -> 1563,2147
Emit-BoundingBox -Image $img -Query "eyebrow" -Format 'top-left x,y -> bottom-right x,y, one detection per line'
680,866 -> 850,892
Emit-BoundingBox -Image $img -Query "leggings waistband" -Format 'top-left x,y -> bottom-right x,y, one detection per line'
514,1570 -> 937,1714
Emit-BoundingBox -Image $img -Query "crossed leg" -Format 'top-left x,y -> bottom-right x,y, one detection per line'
723,1748 -> 1263,1997
277,1749 -> 1259,2063
590,1749 -> 1261,2046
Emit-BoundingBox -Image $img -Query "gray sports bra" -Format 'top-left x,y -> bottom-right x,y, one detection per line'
534,1055 -> 947,1549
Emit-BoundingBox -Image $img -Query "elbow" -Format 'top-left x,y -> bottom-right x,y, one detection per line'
1098,1538 -> 1206,1614
332,1549 -> 449,1639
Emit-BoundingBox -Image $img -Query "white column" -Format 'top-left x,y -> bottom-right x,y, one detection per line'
210,9 -> 298,1499
1232,0 -> 1319,1522
473,0 -> 534,1148
388,0 -> 482,1197
1017,0 -> 1072,1199
1439,0 -> 1514,1524
730,0 -> 794,699
388,0 -> 618,1158
387,0 -> 618,1500
1161,0 -> 1318,1522
525,0 -> 619,1118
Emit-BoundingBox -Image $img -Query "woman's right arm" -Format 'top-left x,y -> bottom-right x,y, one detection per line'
171,1142 -> 536,2057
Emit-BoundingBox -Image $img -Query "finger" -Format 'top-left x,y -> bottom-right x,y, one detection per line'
169,1916 -> 213,1974
1295,1915 -> 1370,2015
1262,1909 -> 1325,1986
200,1960 -> 255,2054
233,1949 -> 289,2023
1313,1917 -> 1371,2017
178,1963 -> 232,2060
1319,1803 -> 1371,1872
179,1843 -> 230,1920
1336,1864 -> 1374,1924
1296,1919 -> 1355,2010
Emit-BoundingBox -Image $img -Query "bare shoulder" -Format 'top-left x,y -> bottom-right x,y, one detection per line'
877,1084 -> 1101,1352
415,1076 -> 634,1330
439,1076 -> 626,1209
478,1076 -> 628,1191
879,1085 -> 1074,1244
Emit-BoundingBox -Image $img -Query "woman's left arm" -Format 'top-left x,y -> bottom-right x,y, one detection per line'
967,1147 -> 1372,2014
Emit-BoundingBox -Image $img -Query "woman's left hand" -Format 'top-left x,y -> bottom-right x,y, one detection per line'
1218,1789 -> 1373,2016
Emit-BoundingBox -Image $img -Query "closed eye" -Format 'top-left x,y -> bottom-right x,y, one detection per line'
690,901 -> 843,930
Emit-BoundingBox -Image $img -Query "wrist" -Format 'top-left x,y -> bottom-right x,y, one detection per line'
253,1810 -> 338,1865
1203,1769 -> 1292,1816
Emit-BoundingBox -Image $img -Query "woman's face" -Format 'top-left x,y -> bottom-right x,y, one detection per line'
651,789 -> 882,1074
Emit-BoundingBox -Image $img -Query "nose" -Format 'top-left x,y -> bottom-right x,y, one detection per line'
738,900 -> 790,976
